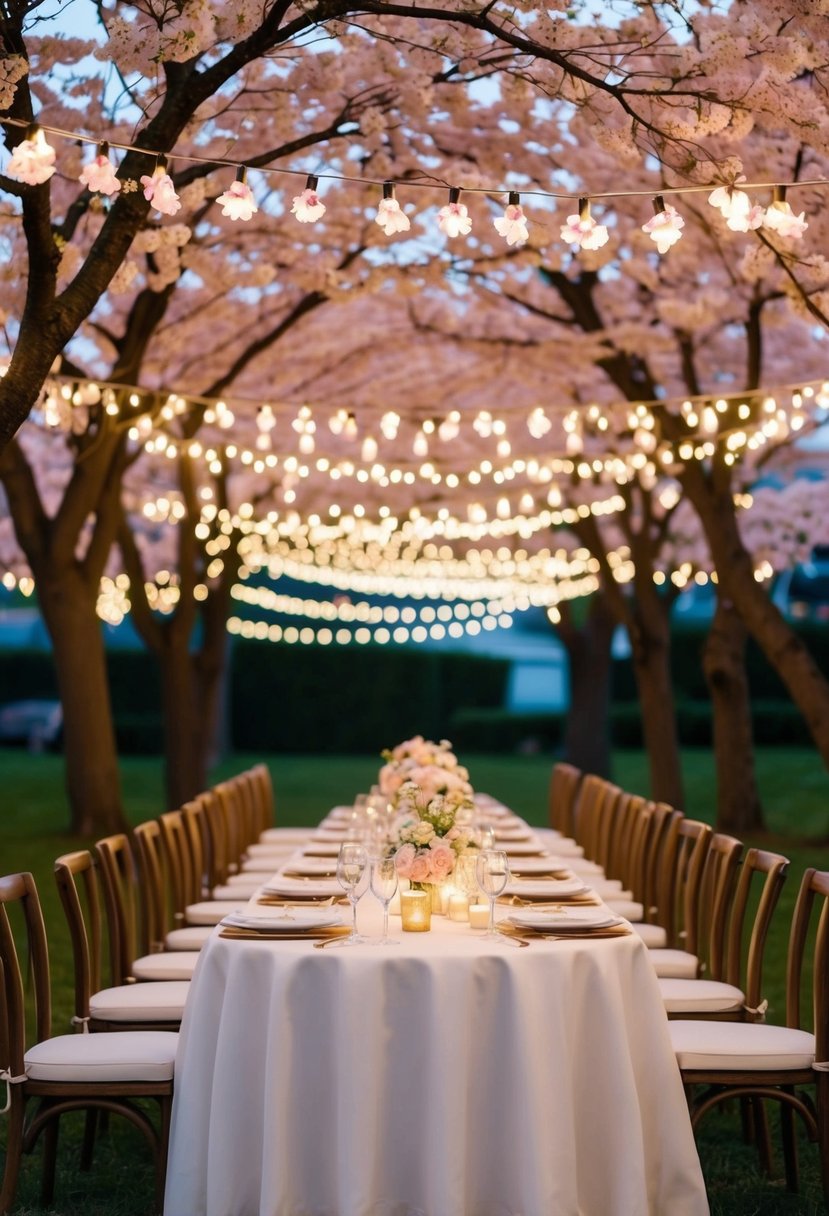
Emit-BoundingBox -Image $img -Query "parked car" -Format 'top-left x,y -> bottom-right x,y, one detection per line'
0,699 -> 63,751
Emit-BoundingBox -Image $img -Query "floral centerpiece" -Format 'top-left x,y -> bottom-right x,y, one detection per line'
380,738 -> 476,904
392,781 -> 475,889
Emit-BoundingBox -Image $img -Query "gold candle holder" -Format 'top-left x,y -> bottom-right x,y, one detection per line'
400,889 -> 431,932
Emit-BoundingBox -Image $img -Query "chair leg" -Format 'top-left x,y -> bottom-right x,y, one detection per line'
80,1106 -> 98,1171
780,1088 -> 800,1192
751,1097 -> 774,1177
154,1094 -> 173,1215
0,1093 -> 25,1216
39,1112 -> 59,1207
816,1072 -> 829,1208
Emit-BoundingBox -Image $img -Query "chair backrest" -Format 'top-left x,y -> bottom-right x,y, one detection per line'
786,868 -> 829,1049
721,848 -> 788,1014
592,782 -> 624,875
571,774 -> 611,859
634,800 -> 680,918
247,763 -> 275,836
0,873 -> 51,1076
158,809 -> 199,915
658,818 -> 712,954
696,833 -> 744,979
548,762 -> 582,836
133,820 -> 170,953
53,851 -> 109,1022
95,834 -> 143,982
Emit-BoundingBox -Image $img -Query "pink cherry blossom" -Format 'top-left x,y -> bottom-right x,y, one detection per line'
560,212 -> 609,250
79,152 -> 121,196
641,204 -> 684,253
140,166 -> 181,216
493,202 -> 529,246
374,196 -> 410,235
7,132 -> 55,185
437,201 -> 472,238
291,187 -> 326,223
217,179 -> 258,221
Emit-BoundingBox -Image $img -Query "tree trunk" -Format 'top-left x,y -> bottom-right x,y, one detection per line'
158,621 -> 230,809
36,572 -> 127,836
628,592 -> 685,808
680,461 -> 829,771
702,594 -> 764,833
557,594 -> 615,778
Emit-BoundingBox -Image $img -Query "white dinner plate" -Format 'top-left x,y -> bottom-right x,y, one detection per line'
504,876 -> 589,899
508,908 -> 623,932
262,876 -> 341,898
222,908 -> 343,932
280,858 -> 338,877
502,841 -> 545,856
507,858 -> 573,876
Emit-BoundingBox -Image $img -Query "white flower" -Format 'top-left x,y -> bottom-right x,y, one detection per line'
763,201 -> 808,240
79,152 -> 121,197
291,186 -> 326,223
140,166 -> 181,216
374,196 -> 410,235
217,179 -> 258,221
493,202 -> 529,246
728,203 -> 766,233
437,201 -> 472,238
7,130 -> 55,185
642,204 -> 685,254
560,212 -> 608,250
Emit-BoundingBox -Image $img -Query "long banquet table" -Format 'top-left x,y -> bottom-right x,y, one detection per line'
164,809 -> 710,1216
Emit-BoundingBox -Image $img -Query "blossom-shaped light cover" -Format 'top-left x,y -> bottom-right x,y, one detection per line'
79,144 -> 121,196
560,198 -> 608,250
291,174 -> 325,223
7,127 -> 55,185
642,197 -> 685,254
437,187 -> 472,238
140,160 -> 181,216
374,184 -> 410,236
493,193 -> 529,246
217,170 -> 258,221
708,177 -> 752,228
763,188 -> 808,240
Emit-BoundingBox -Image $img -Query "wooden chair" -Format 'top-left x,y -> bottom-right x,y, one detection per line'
95,835 -> 199,982
644,819 -> 713,976
54,851 -> 189,1030
660,848 -> 788,1021
158,807 -> 244,928
0,872 -> 176,1214
547,762 -> 582,837
671,867 -> 829,1199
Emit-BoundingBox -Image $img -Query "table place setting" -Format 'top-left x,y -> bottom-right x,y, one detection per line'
501,875 -> 601,905
218,906 -> 350,942
500,906 -> 632,941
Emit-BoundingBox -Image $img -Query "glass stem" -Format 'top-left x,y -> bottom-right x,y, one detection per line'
351,895 -> 358,939
383,905 -> 389,940
488,896 -> 496,933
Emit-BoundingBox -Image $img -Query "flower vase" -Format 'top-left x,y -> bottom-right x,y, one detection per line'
412,881 -> 446,915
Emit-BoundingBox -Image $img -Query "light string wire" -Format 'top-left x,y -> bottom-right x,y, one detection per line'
2,115 -> 828,204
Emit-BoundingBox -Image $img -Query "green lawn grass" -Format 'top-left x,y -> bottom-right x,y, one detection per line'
1,747 -> 828,1214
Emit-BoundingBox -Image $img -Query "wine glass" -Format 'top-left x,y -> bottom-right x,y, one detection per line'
336,842 -> 369,945
477,821 -> 496,851
369,855 -> 399,945
476,848 -> 510,940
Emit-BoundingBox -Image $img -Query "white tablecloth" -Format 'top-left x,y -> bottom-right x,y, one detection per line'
164,897 -> 708,1216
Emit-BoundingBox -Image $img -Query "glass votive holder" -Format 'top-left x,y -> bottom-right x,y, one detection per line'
468,902 -> 490,929
448,894 -> 470,922
400,889 -> 431,932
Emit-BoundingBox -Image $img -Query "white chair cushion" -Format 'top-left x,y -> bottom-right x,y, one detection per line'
212,881 -> 262,900
659,978 -> 744,1014
671,1020 -> 815,1071
25,1031 -> 178,1083
90,981 -> 190,1023
631,922 -> 668,949
606,899 -> 643,921
562,858 -> 604,876
588,880 -> 633,900
165,925 -> 212,951
131,951 -> 200,981
185,900 -> 245,926
648,948 -> 700,978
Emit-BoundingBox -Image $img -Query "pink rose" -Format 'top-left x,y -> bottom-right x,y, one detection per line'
410,854 -> 431,883
428,842 -> 455,878
394,843 -> 415,879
